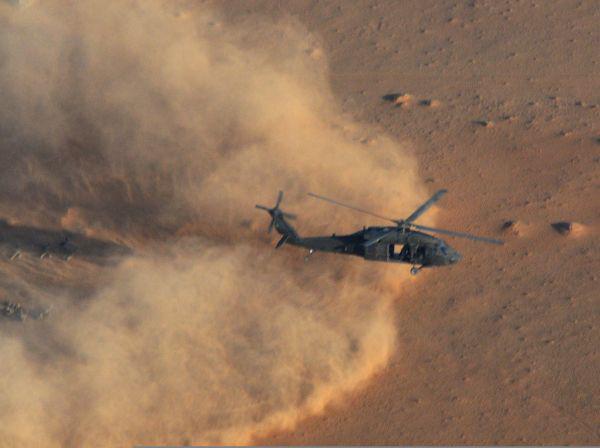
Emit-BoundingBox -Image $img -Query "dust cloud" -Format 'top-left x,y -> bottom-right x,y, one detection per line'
0,1 -> 427,446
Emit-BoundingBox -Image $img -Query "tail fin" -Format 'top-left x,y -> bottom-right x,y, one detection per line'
255,191 -> 299,244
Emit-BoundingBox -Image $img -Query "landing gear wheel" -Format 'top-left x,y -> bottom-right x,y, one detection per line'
410,266 -> 420,276
304,249 -> 315,262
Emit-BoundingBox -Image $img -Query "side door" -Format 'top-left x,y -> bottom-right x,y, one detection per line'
364,243 -> 390,261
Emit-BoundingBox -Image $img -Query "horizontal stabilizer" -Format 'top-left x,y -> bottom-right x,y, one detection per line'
275,234 -> 289,249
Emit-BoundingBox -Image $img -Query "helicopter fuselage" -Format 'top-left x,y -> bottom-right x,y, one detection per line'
285,225 -> 461,268
257,189 -> 501,274
274,214 -> 460,267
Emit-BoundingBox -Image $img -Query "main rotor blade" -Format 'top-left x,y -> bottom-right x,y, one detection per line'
255,204 -> 270,211
405,189 -> 448,223
307,192 -> 397,223
282,212 -> 297,220
411,223 -> 504,245
268,219 -> 275,233
275,190 -> 283,208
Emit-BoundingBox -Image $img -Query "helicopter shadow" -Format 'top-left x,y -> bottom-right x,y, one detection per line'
0,219 -> 132,265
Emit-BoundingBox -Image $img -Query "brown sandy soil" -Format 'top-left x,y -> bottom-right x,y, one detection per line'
211,0 -> 600,444
0,1 -> 597,445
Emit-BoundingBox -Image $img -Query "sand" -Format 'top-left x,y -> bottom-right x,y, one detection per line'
0,0 -> 598,445
232,0 -> 599,444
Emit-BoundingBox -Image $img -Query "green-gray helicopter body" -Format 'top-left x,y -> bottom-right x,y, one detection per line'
256,190 -> 502,275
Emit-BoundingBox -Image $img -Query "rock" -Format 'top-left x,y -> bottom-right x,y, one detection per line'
382,92 -> 414,107
474,120 -> 493,128
501,220 -> 516,230
382,93 -> 399,102
551,221 -> 584,236
501,220 -> 525,236
419,99 -> 442,108
551,221 -> 572,234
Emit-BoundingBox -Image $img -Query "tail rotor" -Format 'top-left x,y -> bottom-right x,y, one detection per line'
255,190 -> 296,233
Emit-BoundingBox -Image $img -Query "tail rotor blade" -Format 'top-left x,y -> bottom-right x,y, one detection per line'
411,223 -> 504,245
275,190 -> 283,208
257,191 -> 296,235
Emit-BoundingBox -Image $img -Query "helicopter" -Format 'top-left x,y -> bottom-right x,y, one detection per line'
255,189 -> 503,275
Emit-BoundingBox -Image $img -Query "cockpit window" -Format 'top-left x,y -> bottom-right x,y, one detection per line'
439,245 -> 448,255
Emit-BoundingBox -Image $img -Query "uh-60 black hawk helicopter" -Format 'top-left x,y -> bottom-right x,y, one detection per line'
256,189 -> 503,275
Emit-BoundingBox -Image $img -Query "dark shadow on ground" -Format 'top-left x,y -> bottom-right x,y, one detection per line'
0,219 -> 132,265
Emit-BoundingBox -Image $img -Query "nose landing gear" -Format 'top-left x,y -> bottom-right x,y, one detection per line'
410,265 -> 423,276
304,249 -> 315,262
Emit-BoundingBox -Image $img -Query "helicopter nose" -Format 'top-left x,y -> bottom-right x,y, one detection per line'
450,252 -> 461,264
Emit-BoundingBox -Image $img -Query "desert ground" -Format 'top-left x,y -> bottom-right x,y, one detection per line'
233,0 -> 599,445
0,0 -> 598,446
